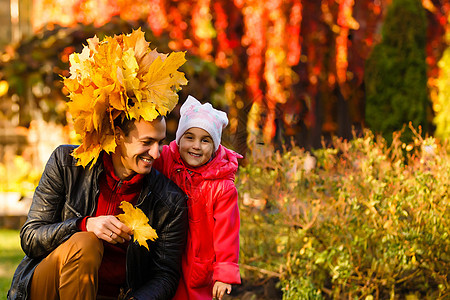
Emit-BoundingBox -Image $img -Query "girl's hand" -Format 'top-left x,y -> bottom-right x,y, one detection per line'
212,281 -> 232,300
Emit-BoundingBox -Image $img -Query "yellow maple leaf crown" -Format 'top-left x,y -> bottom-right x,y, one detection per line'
64,28 -> 188,167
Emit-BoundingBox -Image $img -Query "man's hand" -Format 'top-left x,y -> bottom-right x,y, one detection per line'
212,281 -> 231,300
86,215 -> 132,244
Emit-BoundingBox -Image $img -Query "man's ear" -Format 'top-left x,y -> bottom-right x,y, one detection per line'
115,127 -> 125,144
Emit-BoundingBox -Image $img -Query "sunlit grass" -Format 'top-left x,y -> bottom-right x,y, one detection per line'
0,229 -> 23,300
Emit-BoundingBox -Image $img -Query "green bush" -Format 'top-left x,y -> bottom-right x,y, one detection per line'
0,155 -> 41,196
237,129 -> 449,299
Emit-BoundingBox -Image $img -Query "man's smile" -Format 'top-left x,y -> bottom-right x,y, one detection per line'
139,156 -> 153,164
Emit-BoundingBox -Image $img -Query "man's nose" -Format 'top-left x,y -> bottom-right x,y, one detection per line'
149,143 -> 160,159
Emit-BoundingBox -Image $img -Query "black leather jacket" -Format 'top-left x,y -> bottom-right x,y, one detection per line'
7,145 -> 188,300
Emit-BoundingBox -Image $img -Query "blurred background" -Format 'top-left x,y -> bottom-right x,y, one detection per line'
1,0 -> 450,223
1,1 -> 450,298
0,0 -> 448,217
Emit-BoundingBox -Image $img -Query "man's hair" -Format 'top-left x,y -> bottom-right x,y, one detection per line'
114,115 -> 164,136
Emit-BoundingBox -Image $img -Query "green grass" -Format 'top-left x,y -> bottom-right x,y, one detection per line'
0,229 -> 23,300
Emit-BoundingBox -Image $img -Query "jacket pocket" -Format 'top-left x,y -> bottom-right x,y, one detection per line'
188,256 -> 214,288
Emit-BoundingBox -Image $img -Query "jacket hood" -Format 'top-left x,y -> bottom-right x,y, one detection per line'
168,141 -> 243,181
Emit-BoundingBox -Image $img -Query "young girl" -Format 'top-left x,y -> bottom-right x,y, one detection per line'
153,95 -> 242,300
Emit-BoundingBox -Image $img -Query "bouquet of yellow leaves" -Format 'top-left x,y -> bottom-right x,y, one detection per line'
64,28 -> 188,167
117,201 -> 158,251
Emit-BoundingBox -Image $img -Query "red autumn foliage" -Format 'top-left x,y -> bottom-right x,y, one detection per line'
30,0 -> 450,151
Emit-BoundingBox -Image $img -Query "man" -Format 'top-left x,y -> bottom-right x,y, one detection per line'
8,29 -> 188,300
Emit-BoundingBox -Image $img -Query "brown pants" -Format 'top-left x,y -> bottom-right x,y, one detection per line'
29,232 -> 104,300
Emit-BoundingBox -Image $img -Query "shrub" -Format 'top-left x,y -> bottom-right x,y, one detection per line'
237,129 -> 449,299
0,155 -> 41,196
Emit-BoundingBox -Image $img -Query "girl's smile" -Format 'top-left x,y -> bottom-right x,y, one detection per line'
179,127 -> 214,167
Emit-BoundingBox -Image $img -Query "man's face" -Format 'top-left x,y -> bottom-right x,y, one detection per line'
115,117 -> 166,180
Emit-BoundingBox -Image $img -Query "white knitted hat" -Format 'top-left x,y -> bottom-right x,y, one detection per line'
175,95 -> 228,152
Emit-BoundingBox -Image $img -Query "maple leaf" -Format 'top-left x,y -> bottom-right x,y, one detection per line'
122,28 -> 149,61
142,52 -> 187,115
72,142 -> 102,167
87,35 -> 99,51
116,201 -> 158,251
108,88 -> 126,110
66,87 -> 93,117
68,46 -> 93,85
63,77 -> 80,93
121,48 -> 140,93
138,48 -> 167,75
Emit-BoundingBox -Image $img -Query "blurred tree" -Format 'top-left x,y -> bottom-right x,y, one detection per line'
1,0 -> 449,153
365,0 -> 429,143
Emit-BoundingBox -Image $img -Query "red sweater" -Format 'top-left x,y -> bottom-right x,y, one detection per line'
78,154 -> 144,297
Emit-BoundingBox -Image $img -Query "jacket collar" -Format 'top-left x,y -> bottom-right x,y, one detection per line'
102,153 -> 144,194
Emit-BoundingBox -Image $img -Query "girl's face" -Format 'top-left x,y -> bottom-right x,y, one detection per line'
179,127 -> 214,167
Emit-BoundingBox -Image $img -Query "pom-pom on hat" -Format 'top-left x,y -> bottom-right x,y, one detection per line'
176,95 -> 228,152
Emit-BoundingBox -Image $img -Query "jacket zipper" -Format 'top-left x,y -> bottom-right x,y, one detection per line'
91,167 -> 101,216
135,189 -> 149,208
126,189 -> 149,289
107,179 -> 122,215
65,179 -> 100,217
66,203 -> 83,218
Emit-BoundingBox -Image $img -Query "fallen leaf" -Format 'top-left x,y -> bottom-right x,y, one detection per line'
116,201 -> 158,250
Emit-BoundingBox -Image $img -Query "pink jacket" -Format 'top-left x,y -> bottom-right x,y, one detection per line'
153,141 -> 242,299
